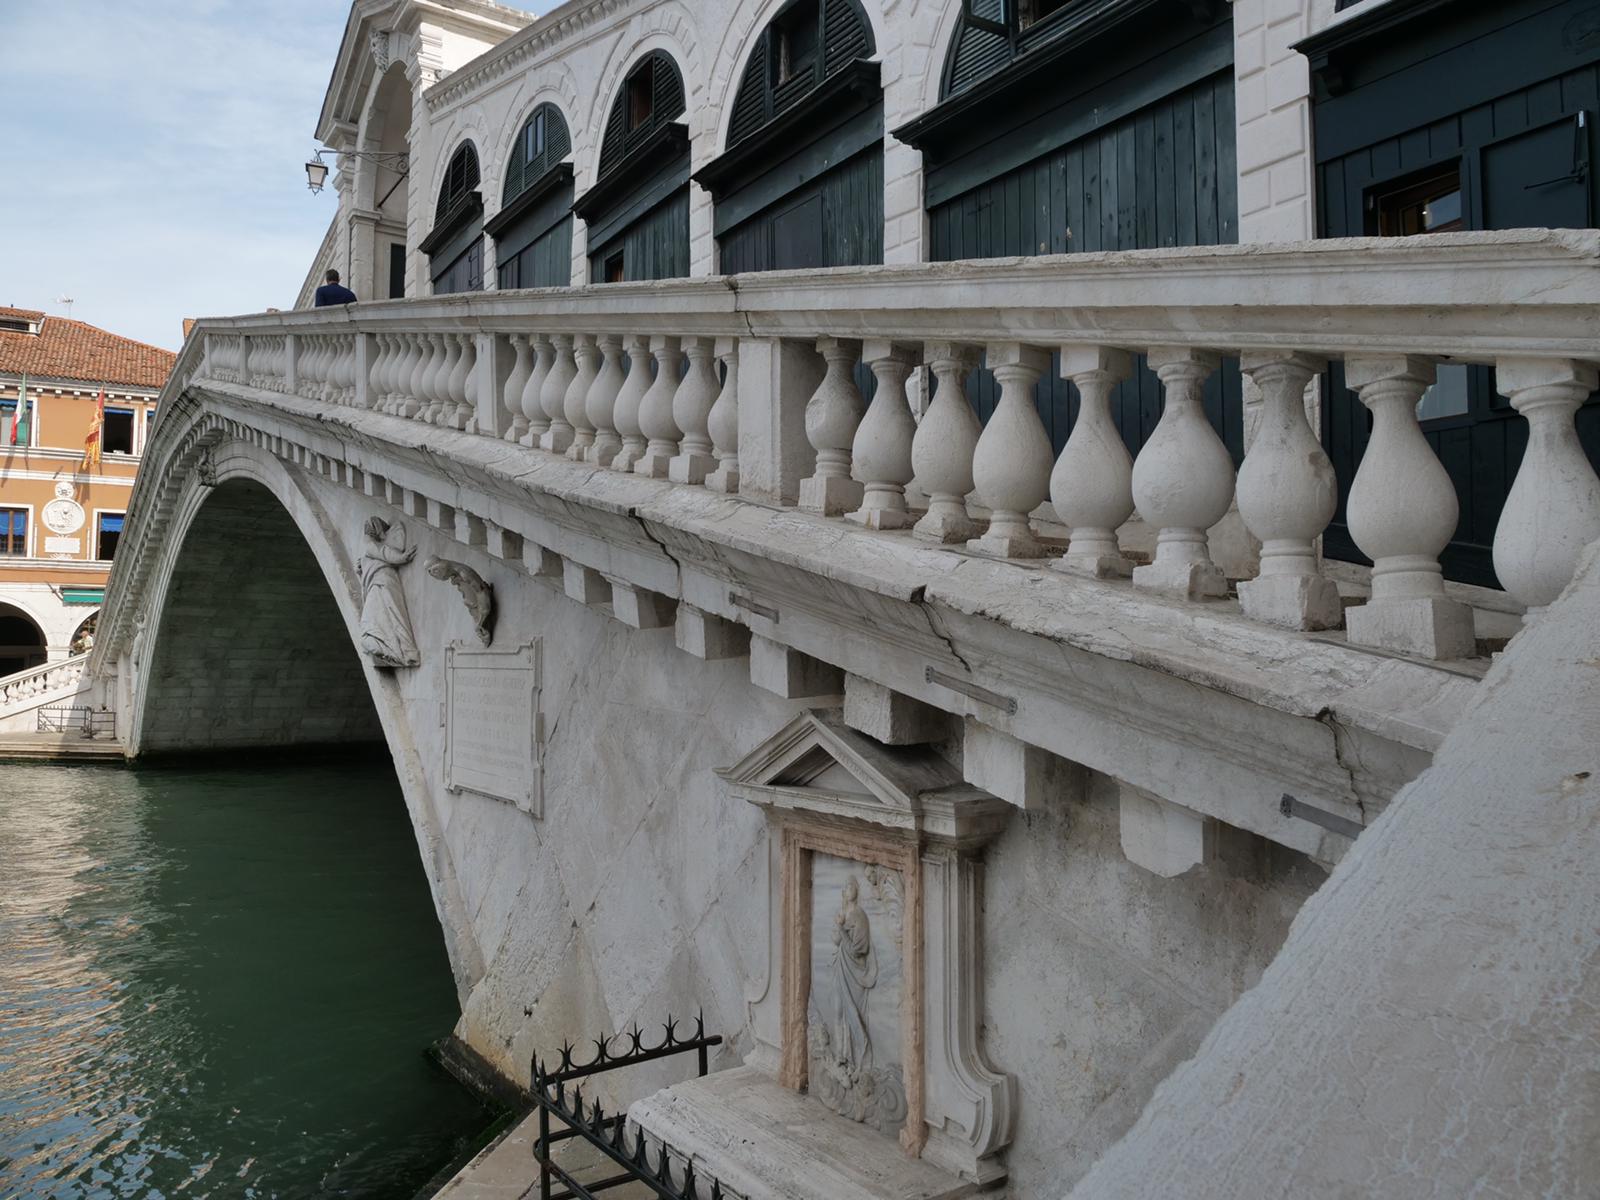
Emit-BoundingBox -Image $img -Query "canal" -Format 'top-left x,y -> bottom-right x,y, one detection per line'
0,759 -> 495,1199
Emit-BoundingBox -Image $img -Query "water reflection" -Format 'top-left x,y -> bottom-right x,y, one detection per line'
0,761 -> 491,1199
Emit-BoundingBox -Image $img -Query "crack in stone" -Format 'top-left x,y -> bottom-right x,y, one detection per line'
1314,706 -> 1366,819
911,585 -> 974,675
630,506 -> 686,589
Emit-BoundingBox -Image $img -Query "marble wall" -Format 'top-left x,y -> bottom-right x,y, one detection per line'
130,440 -> 1326,1194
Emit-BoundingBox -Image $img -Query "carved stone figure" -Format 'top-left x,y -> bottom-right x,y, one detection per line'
358,517 -> 420,668
808,868 -> 908,1135
130,612 -> 147,671
827,877 -> 878,1074
426,556 -> 495,646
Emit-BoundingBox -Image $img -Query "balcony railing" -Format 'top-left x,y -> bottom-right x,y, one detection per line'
191,231 -> 1600,661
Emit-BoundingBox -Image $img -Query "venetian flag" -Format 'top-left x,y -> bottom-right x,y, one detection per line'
9,374 -> 27,446
84,387 -> 104,470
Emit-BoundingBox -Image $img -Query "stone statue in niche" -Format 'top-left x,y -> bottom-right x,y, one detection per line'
808,860 -> 908,1135
426,556 -> 495,646
358,517 -> 420,669
828,877 -> 877,1069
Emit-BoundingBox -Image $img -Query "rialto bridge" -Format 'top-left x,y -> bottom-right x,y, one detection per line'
84,233 -> 1600,1198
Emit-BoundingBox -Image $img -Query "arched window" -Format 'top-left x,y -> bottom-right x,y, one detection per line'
697,0 -> 882,274
502,104 -> 572,206
725,0 -> 874,147
436,143 -> 480,222
575,52 -> 691,283
596,51 -> 686,178
422,141 -> 485,294
490,105 -> 577,290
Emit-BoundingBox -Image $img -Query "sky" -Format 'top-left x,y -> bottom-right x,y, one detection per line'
0,1 -> 532,353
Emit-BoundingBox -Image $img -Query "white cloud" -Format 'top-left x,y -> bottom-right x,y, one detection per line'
0,0 -> 349,350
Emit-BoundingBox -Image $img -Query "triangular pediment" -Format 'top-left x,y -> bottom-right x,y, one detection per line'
719,709 -> 1000,834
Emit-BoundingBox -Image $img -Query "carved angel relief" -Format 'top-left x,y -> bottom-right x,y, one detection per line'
426,556 -> 495,646
358,517 -> 420,669
807,860 -> 909,1136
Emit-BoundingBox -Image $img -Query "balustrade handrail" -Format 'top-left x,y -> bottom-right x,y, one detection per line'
93,230 -> 1600,678
193,229 -> 1599,360
0,654 -> 88,709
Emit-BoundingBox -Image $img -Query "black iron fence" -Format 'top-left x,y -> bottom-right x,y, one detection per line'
36,706 -> 116,738
531,1013 -> 730,1200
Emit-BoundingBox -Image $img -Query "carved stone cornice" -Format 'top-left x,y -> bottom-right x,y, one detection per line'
423,0 -> 636,114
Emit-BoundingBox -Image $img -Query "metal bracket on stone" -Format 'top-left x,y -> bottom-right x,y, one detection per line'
1280,794 -> 1364,840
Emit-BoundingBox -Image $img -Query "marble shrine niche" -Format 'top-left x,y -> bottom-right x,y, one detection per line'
718,709 -> 1016,1187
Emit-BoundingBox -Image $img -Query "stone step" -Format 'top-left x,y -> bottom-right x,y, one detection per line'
629,1067 -> 980,1200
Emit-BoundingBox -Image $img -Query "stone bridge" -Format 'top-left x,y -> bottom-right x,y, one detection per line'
85,232 -> 1600,1197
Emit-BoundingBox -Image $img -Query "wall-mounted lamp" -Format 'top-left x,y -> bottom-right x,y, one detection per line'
304,148 -> 411,194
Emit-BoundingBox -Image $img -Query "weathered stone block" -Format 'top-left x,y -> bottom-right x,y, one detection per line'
675,605 -> 749,661
843,675 -> 945,745
610,581 -> 677,630
1118,784 -> 1215,878
749,636 -> 843,699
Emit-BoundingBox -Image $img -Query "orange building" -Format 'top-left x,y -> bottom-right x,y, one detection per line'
0,306 -> 174,675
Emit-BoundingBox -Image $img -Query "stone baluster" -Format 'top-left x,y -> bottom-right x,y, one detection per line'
302,338 -> 321,399
1131,349 -> 1233,599
316,338 -> 334,403
849,341 -> 919,529
321,336 -> 338,403
635,335 -> 683,478
367,334 -> 386,409
912,343 -> 981,543
402,332 -> 428,418
611,334 -> 652,473
968,342 -> 1052,558
1343,355 -> 1474,658
383,333 -> 405,412
503,335 -> 533,442
520,335 -> 553,446
586,334 -> 625,466
340,336 -> 357,405
1051,347 -> 1135,577
539,334 -> 577,453
412,334 -> 439,420
669,337 -> 719,484
564,333 -> 600,460
319,338 -> 335,400
798,337 -> 866,515
328,337 -> 341,401
408,334 -> 432,417
294,337 -> 310,396
706,338 -> 741,493
1492,358 -> 1600,619
399,334 -> 420,415
448,334 -> 475,429
1235,353 -> 1342,630
373,335 -> 394,410
431,335 -> 461,424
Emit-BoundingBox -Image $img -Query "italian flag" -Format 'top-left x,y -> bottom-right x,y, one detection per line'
9,374 -> 27,446
83,387 -> 104,469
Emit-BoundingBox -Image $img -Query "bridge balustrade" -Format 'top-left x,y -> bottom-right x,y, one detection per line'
194,231 -> 1600,660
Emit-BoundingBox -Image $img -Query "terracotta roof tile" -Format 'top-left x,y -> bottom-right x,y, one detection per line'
0,306 -> 45,322
0,313 -> 175,390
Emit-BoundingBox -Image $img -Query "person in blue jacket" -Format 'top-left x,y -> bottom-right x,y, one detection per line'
314,269 -> 358,307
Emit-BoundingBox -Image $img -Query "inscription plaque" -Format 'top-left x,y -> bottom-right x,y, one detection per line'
445,640 -> 543,816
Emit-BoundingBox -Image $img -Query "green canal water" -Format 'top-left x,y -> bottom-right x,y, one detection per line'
0,760 -> 495,1199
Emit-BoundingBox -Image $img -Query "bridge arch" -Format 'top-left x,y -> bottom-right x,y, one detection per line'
126,432 -> 486,998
